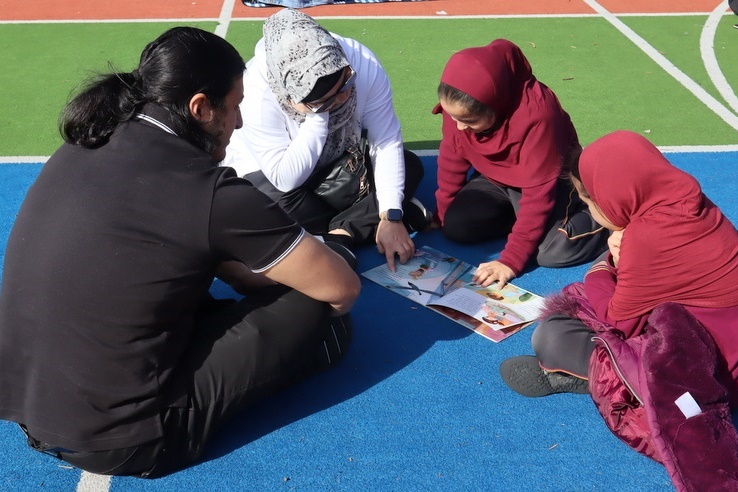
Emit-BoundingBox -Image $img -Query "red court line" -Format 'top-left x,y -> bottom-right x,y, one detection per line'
0,0 -> 724,22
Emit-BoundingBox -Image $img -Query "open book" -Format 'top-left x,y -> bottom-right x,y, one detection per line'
362,246 -> 545,342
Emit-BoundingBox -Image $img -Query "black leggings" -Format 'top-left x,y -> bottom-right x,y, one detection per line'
26,287 -> 352,478
245,149 -> 425,245
441,174 -> 609,268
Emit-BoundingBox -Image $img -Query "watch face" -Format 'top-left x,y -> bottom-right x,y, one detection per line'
387,209 -> 403,222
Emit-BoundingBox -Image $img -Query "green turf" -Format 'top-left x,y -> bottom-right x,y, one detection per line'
0,22 -> 217,156
2,17 -> 736,157
307,18 -> 738,147
621,15 -> 738,110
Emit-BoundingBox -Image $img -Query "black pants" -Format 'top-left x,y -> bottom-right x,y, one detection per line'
531,314 -> 595,378
245,149 -> 424,245
441,174 -> 609,268
24,287 -> 352,478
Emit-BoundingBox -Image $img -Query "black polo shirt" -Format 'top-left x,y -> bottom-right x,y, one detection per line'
0,117 -> 302,451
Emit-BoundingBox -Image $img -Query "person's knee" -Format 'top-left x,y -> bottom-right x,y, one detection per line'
536,232 -> 571,267
403,149 -> 423,174
536,247 -> 567,268
531,318 -> 558,360
440,197 -> 486,243
536,234 -> 607,268
440,215 -> 479,244
403,149 -> 424,192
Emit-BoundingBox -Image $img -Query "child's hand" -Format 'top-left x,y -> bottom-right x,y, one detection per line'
473,260 -> 515,289
608,229 -> 624,267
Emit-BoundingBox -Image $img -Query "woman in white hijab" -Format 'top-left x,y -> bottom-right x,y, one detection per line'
225,9 -> 428,271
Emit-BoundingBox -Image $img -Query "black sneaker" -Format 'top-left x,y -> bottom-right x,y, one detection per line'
404,197 -> 432,233
499,356 -> 589,397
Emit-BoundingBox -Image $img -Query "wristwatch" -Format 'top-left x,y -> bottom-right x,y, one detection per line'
382,208 -> 403,222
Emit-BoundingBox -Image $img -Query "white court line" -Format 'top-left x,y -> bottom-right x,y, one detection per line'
215,0 -> 237,38
76,472 -> 111,492
289,12 -> 718,20
0,156 -> 49,163
0,15 -> 604,25
0,12 -> 719,25
411,145 -> 738,158
659,144 -> 738,153
700,2 -> 738,116
583,0 -> 738,132
3,144 -> 738,165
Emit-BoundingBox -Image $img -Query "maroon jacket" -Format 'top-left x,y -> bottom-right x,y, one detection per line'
545,276 -> 738,491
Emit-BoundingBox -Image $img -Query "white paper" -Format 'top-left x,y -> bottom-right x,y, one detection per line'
675,392 -> 702,419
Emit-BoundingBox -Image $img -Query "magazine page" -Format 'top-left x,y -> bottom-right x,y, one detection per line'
361,246 -> 472,306
361,245 -> 544,343
427,273 -> 545,331
426,305 -> 531,343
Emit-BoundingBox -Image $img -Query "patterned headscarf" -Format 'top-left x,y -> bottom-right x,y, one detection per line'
263,9 -> 360,167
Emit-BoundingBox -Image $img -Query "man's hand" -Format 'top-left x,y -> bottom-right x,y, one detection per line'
472,260 -> 515,289
375,220 -> 415,272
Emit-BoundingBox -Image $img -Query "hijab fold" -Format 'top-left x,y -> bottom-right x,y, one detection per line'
580,130 -> 738,320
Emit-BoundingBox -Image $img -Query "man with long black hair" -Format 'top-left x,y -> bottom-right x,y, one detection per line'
0,27 -> 359,478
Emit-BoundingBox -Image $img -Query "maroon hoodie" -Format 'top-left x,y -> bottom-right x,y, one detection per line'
434,39 -> 578,274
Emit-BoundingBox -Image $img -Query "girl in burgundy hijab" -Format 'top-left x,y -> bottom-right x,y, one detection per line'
501,130 -> 738,398
434,39 -> 608,288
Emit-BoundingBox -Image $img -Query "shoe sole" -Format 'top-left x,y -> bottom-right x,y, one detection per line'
500,356 -> 588,397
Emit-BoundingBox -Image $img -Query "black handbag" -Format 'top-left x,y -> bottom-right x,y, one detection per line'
311,130 -> 370,210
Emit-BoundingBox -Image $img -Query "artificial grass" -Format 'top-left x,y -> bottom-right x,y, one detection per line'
0,22 -> 217,157
622,14 -> 738,106
307,17 -> 738,147
1,16 -> 736,158
228,16 -> 738,148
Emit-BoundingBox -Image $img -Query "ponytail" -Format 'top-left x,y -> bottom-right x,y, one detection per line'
60,71 -> 142,148
58,27 -> 244,153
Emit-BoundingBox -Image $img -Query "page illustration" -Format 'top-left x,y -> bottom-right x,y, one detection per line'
362,246 -> 545,343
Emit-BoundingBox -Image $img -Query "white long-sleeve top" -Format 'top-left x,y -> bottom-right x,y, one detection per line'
224,33 -> 406,213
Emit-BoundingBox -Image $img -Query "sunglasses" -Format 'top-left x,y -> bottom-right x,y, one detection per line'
304,67 -> 356,113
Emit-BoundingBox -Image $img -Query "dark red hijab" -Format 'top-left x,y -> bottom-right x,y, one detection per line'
580,130 -> 738,320
433,39 -> 575,187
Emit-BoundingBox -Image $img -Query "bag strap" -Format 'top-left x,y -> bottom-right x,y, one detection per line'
359,128 -> 368,155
